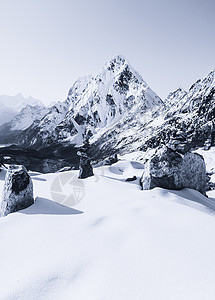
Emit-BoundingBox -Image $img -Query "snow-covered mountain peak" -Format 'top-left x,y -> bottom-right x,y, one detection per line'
165,87 -> 187,107
13,55 -> 162,148
105,54 -> 128,73
188,69 -> 215,99
164,69 -> 215,116
102,54 -> 144,85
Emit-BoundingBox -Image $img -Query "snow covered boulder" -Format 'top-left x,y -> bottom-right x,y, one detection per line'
140,146 -> 206,195
1,165 -> 34,217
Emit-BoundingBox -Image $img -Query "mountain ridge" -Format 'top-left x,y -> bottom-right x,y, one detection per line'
0,56 -> 215,172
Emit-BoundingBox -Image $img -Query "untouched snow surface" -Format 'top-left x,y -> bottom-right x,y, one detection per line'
0,161 -> 215,299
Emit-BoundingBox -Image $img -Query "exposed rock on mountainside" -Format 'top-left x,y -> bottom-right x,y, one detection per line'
140,146 -> 207,195
1,165 -> 34,217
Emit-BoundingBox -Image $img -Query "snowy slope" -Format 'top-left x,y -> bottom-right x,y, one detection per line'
0,102 -> 17,126
132,68 -> 215,155
11,105 -> 49,131
3,104 -> 49,131
0,105 -> 50,144
0,161 -> 215,299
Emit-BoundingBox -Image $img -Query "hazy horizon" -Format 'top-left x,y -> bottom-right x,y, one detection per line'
0,0 -> 215,105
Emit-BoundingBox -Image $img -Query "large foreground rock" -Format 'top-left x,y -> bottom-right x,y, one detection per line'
1,165 -> 34,217
140,146 -> 206,195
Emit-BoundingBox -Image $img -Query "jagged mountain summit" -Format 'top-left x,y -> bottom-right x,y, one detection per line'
166,69 -> 215,114
16,55 -> 163,149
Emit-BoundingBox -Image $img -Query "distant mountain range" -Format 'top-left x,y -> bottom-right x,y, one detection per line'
0,55 -> 214,172
0,93 -> 44,112
0,94 -> 47,136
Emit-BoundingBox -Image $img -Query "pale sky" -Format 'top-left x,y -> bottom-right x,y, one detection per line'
0,0 -> 214,105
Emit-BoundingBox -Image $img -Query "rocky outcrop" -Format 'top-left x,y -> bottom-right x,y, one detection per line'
78,154 -> 94,179
78,142 -> 94,179
1,165 -> 34,216
140,146 -> 206,195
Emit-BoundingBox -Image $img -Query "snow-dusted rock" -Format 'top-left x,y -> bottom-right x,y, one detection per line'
1,165 -> 34,217
140,146 -> 206,195
0,104 -> 49,136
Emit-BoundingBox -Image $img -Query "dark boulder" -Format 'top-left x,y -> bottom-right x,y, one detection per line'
125,176 -> 137,182
1,165 -> 34,217
77,138 -> 94,179
78,154 -> 94,179
140,146 -> 207,195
